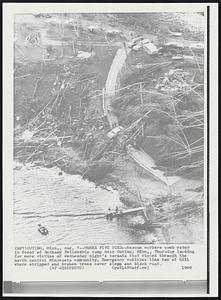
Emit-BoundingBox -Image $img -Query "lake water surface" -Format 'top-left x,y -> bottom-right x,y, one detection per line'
14,163 -> 156,245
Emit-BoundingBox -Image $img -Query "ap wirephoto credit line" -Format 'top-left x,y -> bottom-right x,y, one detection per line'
3,2 -> 218,297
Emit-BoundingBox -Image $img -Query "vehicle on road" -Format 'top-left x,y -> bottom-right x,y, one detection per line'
107,126 -> 124,138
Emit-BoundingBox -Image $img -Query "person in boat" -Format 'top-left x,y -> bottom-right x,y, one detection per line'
38,224 -> 49,235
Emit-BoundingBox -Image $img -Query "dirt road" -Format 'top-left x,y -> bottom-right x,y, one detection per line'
104,43 -> 180,185
104,44 -> 130,128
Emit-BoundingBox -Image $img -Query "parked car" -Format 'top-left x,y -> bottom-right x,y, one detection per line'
107,126 -> 124,139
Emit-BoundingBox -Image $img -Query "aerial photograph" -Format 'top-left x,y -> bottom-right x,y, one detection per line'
13,12 -> 205,244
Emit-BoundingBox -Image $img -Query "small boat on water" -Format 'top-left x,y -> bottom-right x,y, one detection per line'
38,224 -> 49,235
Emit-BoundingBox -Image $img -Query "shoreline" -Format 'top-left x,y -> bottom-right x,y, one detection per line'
14,142 -> 140,208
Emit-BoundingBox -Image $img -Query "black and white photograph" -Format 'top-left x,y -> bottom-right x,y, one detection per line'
13,11 -> 206,245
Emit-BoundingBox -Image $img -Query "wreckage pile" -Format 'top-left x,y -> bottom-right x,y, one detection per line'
155,68 -> 191,95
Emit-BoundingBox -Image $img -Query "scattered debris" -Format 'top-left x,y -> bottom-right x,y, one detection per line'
77,50 -> 93,60
155,68 -> 191,94
21,130 -> 34,142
